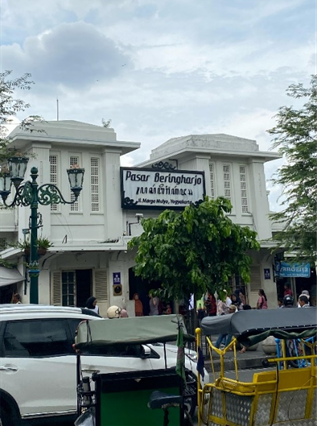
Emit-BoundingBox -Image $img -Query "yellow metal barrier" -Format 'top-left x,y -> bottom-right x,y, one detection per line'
196,328 -> 317,426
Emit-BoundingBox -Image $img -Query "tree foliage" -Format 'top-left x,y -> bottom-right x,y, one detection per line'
268,75 -> 317,262
0,70 -> 41,165
128,197 -> 260,302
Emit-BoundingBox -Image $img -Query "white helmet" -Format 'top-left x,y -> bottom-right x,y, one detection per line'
107,305 -> 122,319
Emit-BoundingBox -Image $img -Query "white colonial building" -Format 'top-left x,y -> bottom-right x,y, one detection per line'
0,121 -> 281,314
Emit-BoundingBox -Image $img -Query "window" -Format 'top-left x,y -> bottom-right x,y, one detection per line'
239,165 -> 249,213
91,157 -> 100,211
62,271 -> 76,306
223,165 -> 231,201
69,156 -> 79,212
3,319 -> 70,357
209,163 -> 215,199
49,155 -> 58,211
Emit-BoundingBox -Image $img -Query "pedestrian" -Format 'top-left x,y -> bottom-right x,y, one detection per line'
204,292 -> 217,316
257,289 -> 268,309
85,296 -> 99,314
239,290 -> 246,308
298,295 -> 310,308
297,290 -> 310,307
217,292 -> 230,316
163,304 -> 172,315
149,290 -> 159,316
214,304 -> 237,349
239,304 -> 252,353
282,295 -> 294,308
12,293 -> 22,304
133,293 -> 143,316
223,289 -> 232,307
283,283 -> 293,297
231,293 -> 242,310
107,305 -> 122,318
120,309 -> 129,317
197,303 -> 206,325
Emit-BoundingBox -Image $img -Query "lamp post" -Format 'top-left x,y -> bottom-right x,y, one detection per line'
0,156 -> 85,304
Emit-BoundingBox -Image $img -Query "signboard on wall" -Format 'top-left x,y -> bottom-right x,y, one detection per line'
113,272 -> 122,296
121,167 -> 205,209
264,268 -> 271,280
275,262 -> 311,278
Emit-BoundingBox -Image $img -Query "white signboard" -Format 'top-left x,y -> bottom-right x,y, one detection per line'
121,168 -> 205,209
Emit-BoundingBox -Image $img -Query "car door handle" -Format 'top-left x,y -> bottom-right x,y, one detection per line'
0,366 -> 18,372
82,368 -> 100,373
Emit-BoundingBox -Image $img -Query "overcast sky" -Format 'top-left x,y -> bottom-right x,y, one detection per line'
1,0 -> 316,211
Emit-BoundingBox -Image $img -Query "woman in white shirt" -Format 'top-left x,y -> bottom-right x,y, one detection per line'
85,296 -> 99,314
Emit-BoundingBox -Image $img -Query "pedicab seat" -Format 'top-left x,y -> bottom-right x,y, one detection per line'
148,391 -> 182,409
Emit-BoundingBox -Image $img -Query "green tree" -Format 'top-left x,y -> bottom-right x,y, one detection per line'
0,70 -> 41,164
268,75 -> 317,262
128,197 -> 260,303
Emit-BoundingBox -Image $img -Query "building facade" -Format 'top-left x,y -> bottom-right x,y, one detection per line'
0,122 -> 281,314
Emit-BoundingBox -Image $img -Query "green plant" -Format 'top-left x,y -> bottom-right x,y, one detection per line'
14,237 -> 53,251
36,237 -> 53,249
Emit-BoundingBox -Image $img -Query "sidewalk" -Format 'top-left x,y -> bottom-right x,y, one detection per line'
202,334 -> 274,372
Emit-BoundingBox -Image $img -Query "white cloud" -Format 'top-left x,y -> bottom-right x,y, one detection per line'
1,0 -> 315,213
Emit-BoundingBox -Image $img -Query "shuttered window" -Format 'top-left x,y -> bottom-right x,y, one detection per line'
223,164 -> 231,202
52,271 -> 62,305
239,165 -> 249,213
91,157 -> 100,212
209,162 -> 215,199
49,155 -> 58,211
52,269 -> 108,307
94,269 -> 108,301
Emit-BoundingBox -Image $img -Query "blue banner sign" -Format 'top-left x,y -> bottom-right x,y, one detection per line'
275,262 -> 311,278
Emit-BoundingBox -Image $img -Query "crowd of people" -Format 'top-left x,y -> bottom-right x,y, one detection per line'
195,285 -> 314,353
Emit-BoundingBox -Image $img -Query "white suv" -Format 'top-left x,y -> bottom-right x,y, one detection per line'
0,305 -> 201,426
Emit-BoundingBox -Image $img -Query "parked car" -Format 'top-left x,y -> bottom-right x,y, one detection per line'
0,305 -> 205,426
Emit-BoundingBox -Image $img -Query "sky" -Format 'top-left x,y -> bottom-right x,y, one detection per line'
0,0 -> 316,211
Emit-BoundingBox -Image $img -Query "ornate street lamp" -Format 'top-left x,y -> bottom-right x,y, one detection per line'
0,156 -> 85,304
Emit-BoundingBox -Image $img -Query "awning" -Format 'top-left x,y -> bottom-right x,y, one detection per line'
0,266 -> 24,287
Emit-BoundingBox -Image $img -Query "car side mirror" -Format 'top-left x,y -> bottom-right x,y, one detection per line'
140,345 -> 151,359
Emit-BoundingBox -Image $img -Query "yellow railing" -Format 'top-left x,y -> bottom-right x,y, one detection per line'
196,328 -> 317,426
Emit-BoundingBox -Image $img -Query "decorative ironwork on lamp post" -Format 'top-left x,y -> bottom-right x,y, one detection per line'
0,156 -> 85,304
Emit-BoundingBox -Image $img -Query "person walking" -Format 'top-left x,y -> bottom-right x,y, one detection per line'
217,291 -> 230,316
297,290 -> 310,307
298,295 -> 310,308
283,284 -> 293,297
257,289 -> 268,309
85,296 -> 99,314
214,304 -> 237,349
12,293 -> 22,304
148,290 -> 159,316
204,292 -> 217,316
133,293 -> 143,316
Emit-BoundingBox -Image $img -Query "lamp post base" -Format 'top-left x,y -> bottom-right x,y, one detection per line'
29,274 -> 39,304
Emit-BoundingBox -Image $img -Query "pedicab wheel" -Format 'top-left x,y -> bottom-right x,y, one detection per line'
184,394 -> 196,418
0,410 -> 12,426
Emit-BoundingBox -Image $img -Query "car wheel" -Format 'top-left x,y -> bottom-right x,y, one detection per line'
0,409 -> 12,426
